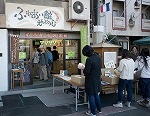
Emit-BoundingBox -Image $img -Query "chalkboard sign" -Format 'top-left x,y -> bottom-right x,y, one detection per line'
11,35 -> 19,63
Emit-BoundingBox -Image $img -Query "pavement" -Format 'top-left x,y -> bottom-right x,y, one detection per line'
0,83 -> 150,116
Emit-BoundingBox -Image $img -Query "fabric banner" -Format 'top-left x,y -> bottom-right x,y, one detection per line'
11,35 -> 19,63
80,26 -> 88,64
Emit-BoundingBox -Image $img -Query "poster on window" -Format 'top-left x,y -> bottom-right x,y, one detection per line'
104,52 -> 116,66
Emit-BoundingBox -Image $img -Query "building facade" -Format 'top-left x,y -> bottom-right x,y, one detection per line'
91,0 -> 150,50
0,0 -> 90,91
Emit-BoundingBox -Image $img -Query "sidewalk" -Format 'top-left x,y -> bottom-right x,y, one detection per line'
0,86 -> 150,116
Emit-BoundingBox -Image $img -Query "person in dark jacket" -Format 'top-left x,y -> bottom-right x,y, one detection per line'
52,46 -> 59,61
82,45 -> 102,116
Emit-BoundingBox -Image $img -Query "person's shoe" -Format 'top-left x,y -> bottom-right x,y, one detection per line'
97,110 -> 102,114
146,101 -> 150,108
139,100 -> 147,107
86,111 -> 96,116
113,102 -> 123,107
145,100 -> 150,108
125,101 -> 131,107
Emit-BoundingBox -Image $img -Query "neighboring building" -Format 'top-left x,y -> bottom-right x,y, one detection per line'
0,0 -> 90,91
91,0 -> 150,50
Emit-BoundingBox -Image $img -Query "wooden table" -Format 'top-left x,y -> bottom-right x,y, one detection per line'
52,74 -> 88,111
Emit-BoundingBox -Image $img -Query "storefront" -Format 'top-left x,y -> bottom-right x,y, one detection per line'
13,30 -> 81,85
3,2 -> 88,89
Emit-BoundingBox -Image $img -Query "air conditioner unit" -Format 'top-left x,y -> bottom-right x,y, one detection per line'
69,0 -> 90,20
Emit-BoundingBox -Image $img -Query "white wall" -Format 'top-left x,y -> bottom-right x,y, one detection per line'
0,29 -> 8,91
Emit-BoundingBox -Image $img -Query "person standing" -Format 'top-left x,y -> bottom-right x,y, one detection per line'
32,48 -> 40,78
130,46 -> 139,62
113,49 -> 135,108
39,45 -> 48,81
46,47 -> 53,78
82,45 -> 102,116
135,48 -> 150,108
52,46 -> 59,61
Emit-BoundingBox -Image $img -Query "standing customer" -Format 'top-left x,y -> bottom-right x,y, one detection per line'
135,48 -> 150,108
82,45 -> 102,116
52,46 -> 59,61
113,49 -> 135,108
130,46 -> 139,61
46,47 -> 53,78
39,45 -> 48,81
32,48 -> 40,78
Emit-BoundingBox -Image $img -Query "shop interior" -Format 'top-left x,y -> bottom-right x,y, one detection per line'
17,39 -> 80,85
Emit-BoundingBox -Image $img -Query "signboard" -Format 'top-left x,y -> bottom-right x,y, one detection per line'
80,26 -> 88,64
11,35 -> 19,63
6,3 -> 64,29
104,52 -> 116,64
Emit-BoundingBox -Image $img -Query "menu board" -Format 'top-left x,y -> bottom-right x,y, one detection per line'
11,35 -> 19,63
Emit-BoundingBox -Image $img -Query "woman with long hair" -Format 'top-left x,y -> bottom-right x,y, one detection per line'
135,48 -> 150,107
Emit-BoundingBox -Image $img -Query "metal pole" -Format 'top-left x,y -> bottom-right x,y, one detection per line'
97,0 -> 100,25
87,19 -> 90,45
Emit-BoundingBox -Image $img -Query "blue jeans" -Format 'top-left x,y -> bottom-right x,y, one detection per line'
139,78 -> 150,99
118,78 -> 133,102
88,93 -> 101,115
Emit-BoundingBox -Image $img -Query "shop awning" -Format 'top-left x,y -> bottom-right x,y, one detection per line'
133,36 -> 150,45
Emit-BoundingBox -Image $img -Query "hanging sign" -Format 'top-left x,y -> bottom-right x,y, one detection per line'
11,35 -> 19,63
80,26 -> 88,64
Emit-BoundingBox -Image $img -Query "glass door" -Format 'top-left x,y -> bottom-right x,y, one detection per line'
65,40 -> 80,75
18,39 -> 31,83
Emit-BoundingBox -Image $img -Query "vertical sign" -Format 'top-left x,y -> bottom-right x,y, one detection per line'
11,35 -> 19,63
80,26 -> 88,64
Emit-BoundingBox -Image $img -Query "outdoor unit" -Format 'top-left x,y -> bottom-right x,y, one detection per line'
69,0 -> 90,20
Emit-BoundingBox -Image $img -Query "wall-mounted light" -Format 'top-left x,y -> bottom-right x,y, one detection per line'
129,13 -> 135,27
134,0 -> 140,9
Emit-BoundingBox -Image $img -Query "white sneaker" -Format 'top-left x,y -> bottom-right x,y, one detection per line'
125,101 -> 131,107
86,111 -> 96,116
113,102 -> 123,108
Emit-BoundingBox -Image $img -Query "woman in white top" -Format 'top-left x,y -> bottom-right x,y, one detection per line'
113,49 -> 135,108
135,48 -> 150,108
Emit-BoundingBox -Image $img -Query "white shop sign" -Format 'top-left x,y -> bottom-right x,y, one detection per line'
6,3 -> 64,29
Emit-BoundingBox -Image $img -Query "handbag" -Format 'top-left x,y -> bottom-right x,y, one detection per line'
134,66 -> 144,80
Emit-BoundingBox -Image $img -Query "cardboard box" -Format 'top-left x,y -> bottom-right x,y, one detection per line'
101,76 -> 119,84
101,68 -> 114,76
101,68 -> 119,84
71,75 -> 85,85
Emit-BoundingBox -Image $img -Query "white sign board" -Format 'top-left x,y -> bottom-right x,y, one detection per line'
6,3 -> 64,29
104,52 -> 116,64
